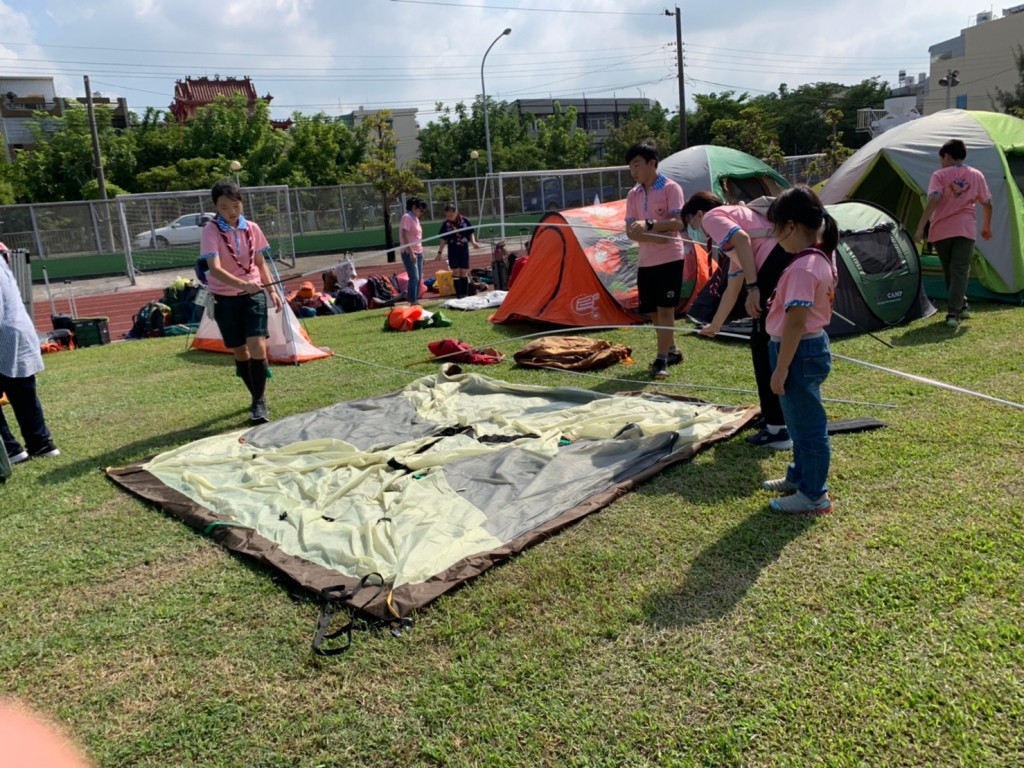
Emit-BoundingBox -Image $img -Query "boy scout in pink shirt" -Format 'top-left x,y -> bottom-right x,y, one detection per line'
624,142 -> 686,381
913,139 -> 993,327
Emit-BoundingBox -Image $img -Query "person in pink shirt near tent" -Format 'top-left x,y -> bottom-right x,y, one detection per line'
200,180 -> 283,424
681,191 -> 794,450
761,185 -> 839,515
913,138 -> 992,328
624,141 -> 686,381
399,197 -> 427,305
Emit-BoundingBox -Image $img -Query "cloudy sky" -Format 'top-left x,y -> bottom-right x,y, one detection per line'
0,0 -> 993,123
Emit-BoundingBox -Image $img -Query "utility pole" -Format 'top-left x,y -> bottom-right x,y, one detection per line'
83,75 -> 107,200
665,7 -> 687,149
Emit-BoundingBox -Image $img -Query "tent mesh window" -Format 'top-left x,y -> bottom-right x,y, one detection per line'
1007,152 -> 1024,198
841,231 -> 903,275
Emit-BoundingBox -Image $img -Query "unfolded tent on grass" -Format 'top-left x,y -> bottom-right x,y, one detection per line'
190,302 -> 331,363
819,109 -> 1024,302
489,199 -> 711,327
687,200 -> 936,336
107,369 -> 755,622
659,145 -> 790,202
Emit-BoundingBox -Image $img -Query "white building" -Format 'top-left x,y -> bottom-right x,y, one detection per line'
924,7 -> 1024,114
342,108 -> 420,167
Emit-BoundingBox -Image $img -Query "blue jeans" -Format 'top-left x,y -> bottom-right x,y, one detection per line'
401,251 -> 424,304
0,373 -> 53,455
768,334 -> 831,498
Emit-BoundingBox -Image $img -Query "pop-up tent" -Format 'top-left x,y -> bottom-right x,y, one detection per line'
108,369 -> 755,624
191,301 -> 331,363
490,199 -> 710,327
819,109 -> 1024,301
687,200 -> 936,336
659,145 -> 790,202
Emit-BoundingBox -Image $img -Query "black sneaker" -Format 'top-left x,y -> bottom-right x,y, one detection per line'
28,441 -> 60,458
745,427 -> 792,450
652,358 -> 669,381
250,397 -> 270,424
666,349 -> 684,366
8,449 -> 29,464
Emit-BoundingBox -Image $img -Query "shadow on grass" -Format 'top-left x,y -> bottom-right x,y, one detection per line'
889,317 -> 966,347
38,412 -> 249,484
646,507 -> 818,628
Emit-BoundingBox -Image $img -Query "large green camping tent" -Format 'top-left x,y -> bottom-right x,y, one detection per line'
659,145 -> 790,203
819,109 -> 1024,302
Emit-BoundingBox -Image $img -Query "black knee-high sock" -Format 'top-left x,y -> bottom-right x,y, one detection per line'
455,277 -> 468,298
235,360 -> 254,396
248,358 -> 268,403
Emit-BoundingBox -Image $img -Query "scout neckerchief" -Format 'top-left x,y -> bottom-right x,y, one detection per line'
214,213 -> 256,272
443,215 -> 468,247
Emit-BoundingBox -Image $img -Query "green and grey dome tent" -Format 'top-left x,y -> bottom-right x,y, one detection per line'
659,144 -> 790,203
686,200 -> 935,336
820,109 -> 1024,302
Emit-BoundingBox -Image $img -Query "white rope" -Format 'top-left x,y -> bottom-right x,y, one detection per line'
832,353 -> 1024,411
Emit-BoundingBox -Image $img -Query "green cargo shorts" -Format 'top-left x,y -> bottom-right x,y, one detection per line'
212,292 -> 268,348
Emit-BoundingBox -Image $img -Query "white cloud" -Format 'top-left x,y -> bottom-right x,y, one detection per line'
0,0 -> 1008,121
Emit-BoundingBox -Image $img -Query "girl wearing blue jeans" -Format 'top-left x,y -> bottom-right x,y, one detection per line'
399,197 -> 427,304
762,186 -> 839,514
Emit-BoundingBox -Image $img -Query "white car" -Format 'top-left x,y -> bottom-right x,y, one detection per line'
134,213 -> 215,248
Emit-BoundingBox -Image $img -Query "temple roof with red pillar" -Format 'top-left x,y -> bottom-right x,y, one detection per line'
169,76 -> 273,123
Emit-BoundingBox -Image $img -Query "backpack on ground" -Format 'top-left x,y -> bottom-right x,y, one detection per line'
365,274 -> 397,308
128,301 -> 171,339
336,285 -> 368,313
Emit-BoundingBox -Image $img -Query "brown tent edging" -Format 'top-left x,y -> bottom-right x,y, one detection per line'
106,402 -> 757,622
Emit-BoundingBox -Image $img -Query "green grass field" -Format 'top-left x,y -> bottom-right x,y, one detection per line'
1,303 -> 1022,767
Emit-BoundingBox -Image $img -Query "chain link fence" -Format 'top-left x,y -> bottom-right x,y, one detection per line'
0,157 -> 826,278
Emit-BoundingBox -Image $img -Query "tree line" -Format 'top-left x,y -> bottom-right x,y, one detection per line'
5,69 -> 1023,208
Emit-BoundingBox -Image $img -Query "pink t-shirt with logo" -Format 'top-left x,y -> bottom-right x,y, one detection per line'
925,164 -> 991,242
766,248 -> 838,338
200,217 -> 269,296
701,206 -> 778,274
625,173 -> 685,267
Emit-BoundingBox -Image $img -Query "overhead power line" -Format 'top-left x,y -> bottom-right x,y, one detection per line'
388,0 -> 662,15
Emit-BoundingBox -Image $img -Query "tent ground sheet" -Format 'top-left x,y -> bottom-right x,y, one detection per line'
108,369 -> 756,620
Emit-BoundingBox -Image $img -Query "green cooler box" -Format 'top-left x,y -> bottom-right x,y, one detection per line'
71,317 -> 110,347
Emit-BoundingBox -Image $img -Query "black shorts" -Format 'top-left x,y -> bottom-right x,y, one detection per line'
212,292 -> 269,348
637,260 -> 684,314
446,245 -> 470,271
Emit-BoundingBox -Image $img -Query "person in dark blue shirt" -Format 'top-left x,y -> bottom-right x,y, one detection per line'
436,203 -> 481,298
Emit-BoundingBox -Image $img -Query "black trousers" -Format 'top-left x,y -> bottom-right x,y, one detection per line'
0,373 -> 53,455
750,244 -> 794,426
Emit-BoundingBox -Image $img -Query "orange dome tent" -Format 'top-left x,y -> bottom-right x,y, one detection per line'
490,199 -> 710,327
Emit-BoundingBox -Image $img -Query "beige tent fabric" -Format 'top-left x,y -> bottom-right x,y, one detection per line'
144,371 -> 744,592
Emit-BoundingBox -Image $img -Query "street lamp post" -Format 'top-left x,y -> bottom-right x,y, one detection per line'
938,69 -> 960,110
229,160 -> 242,185
470,150 -> 481,218
481,27 -> 512,190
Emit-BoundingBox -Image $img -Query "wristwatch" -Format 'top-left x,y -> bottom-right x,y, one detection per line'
645,219 -> 655,231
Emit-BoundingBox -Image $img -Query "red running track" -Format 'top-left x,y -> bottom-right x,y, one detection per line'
33,251 -> 500,341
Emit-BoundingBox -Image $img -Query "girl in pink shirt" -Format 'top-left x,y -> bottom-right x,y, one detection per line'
681,190 -> 794,450
399,197 -> 427,305
762,185 -> 840,515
